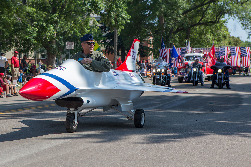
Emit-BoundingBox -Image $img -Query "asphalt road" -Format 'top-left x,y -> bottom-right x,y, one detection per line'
1,75 -> 251,167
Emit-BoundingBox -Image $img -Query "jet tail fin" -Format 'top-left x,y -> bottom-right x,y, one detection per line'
115,39 -> 140,72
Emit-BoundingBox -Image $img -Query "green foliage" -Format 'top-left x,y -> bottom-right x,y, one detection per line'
0,0 -> 131,66
1,0 -> 250,65
120,0 -> 251,58
0,0 -> 17,52
100,0 -> 131,33
240,41 -> 251,47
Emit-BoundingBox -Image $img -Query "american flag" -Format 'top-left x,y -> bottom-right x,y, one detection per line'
173,57 -> 183,67
175,47 -> 184,67
230,47 -> 241,67
171,45 -> 182,67
240,47 -> 250,67
159,38 -> 168,61
219,47 -> 230,64
176,48 -> 181,55
180,47 -> 186,56
215,51 -> 219,58
166,48 -> 170,64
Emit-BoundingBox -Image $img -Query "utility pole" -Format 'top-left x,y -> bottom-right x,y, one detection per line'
114,28 -> 118,69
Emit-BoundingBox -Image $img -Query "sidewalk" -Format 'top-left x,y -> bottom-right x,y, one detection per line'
0,94 -> 55,113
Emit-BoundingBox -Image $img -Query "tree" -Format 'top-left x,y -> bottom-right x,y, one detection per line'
100,0 -> 131,67
1,0 -> 130,67
15,0 -> 106,67
0,0 -> 17,52
240,41 -> 251,47
120,0 -> 251,58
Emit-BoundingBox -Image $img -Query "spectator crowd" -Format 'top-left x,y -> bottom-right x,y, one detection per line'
0,51 -> 50,98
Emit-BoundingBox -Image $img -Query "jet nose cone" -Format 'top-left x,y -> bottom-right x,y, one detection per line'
19,78 -> 60,101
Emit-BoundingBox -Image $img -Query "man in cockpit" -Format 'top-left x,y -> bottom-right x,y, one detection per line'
73,34 -> 111,72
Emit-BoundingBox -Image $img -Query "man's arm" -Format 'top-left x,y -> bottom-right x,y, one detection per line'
90,58 -> 111,72
11,57 -> 15,70
11,63 -> 14,70
72,51 -> 82,61
89,52 -> 111,72
5,59 -> 8,69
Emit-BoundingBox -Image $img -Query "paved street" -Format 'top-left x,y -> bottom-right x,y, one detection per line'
1,75 -> 251,166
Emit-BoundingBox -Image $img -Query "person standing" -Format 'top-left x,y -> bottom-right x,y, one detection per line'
73,34 -> 111,72
11,51 -> 20,81
21,54 -> 28,73
0,53 -> 8,74
30,62 -> 36,77
38,60 -> 43,74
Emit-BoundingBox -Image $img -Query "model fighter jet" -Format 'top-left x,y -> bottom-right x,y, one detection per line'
19,39 -> 187,133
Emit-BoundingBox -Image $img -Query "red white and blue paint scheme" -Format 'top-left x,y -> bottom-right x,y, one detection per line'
19,39 -> 187,132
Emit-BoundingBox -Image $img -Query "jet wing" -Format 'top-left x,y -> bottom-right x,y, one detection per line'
75,83 -> 187,94
112,83 -> 187,93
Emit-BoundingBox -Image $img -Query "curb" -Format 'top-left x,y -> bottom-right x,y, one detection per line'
0,103 -> 57,114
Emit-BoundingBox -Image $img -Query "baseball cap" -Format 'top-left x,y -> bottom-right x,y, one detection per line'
14,51 -> 19,54
0,73 -> 4,76
80,34 -> 93,43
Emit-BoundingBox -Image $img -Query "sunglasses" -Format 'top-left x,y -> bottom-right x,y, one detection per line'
85,42 -> 95,45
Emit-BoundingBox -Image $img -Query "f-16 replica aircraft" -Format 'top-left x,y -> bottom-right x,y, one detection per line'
19,39 -> 187,133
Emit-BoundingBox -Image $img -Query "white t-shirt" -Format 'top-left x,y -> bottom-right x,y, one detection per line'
0,56 -> 8,67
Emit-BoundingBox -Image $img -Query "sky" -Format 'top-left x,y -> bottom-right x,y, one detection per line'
225,18 -> 251,42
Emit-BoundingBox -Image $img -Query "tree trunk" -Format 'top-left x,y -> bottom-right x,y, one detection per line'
186,28 -> 191,41
114,28 -> 118,69
44,39 -> 57,68
47,52 -> 56,68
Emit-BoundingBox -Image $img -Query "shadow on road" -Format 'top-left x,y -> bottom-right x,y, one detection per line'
1,87 -> 251,143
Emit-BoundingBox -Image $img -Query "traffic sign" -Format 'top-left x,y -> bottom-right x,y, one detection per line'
66,42 -> 74,49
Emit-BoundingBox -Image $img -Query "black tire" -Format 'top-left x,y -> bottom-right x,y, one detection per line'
167,79 -> 171,87
193,75 -> 196,86
152,76 -> 156,85
134,109 -> 145,128
218,75 -> 223,89
161,76 -> 166,86
178,77 -> 183,83
65,113 -> 78,133
156,79 -> 161,85
218,80 -> 222,89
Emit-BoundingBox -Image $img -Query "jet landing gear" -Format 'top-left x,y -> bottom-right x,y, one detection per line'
55,97 -> 84,133
66,110 -> 78,133
111,107 -> 145,128
65,107 -> 145,132
56,97 -> 145,132
65,108 -> 81,133
134,109 -> 145,128
65,107 -> 96,133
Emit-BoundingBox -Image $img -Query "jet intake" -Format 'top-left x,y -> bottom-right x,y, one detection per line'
55,97 -> 83,108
